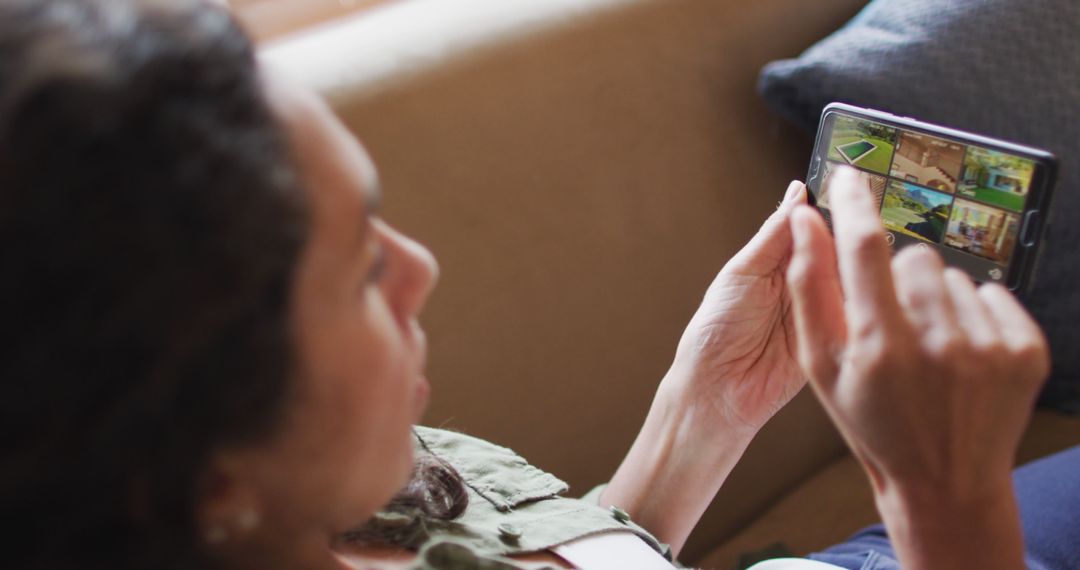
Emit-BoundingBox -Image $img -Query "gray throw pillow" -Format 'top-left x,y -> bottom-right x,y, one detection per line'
758,0 -> 1080,413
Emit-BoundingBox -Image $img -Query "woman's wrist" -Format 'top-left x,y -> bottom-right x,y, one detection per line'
651,375 -> 758,466
655,363 -> 763,444
601,378 -> 756,556
873,474 -> 1025,570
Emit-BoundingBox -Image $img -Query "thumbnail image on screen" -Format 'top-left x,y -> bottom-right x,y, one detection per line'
958,147 -> 1035,213
890,131 -> 964,194
944,199 -> 1021,265
818,114 -> 1038,271
881,180 -> 953,243
826,115 -> 897,175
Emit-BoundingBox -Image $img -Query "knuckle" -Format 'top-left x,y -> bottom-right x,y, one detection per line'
900,282 -> 935,314
848,225 -> 884,258
898,290 -> 946,329
1013,340 -> 1050,377
785,257 -> 814,291
854,330 -> 902,373
926,332 -> 969,365
970,335 -> 1005,356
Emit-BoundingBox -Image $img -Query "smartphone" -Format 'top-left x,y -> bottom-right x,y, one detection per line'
806,103 -> 1058,292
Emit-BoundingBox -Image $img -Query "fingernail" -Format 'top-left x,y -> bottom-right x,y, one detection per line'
784,180 -> 802,202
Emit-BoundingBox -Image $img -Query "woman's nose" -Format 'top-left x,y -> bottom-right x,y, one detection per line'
376,220 -> 438,324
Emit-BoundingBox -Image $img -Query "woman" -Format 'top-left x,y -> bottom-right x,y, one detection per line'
1,1 -> 1074,569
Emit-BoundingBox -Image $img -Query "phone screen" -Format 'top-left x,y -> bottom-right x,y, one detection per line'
810,110 -> 1049,286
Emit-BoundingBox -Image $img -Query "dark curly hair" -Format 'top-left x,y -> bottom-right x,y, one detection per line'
0,0 -> 307,567
0,1 -> 473,568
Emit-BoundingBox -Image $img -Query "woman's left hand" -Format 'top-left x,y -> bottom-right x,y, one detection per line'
661,180 -> 808,436
603,181 -> 809,555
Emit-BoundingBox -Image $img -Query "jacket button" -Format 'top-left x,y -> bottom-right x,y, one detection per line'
610,505 -> 631,524
498,523 -> 523,542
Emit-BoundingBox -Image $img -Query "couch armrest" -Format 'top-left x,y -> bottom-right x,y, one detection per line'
262,0 -> 866,562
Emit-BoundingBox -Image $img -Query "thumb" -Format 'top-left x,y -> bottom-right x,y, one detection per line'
786,205 -> 846,391
726,181 -> 807,275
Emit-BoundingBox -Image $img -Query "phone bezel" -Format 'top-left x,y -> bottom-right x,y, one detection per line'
807,102 -> 1059,293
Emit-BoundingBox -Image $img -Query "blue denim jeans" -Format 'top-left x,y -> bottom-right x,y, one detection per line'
807,445 -> 1080,570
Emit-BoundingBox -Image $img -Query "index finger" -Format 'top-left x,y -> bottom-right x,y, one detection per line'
824,166 -> 904,335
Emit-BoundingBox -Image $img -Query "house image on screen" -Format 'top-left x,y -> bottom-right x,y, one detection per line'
945,201 -> 1018,263
959,148 -> 1035,206
979,167 -> 1027,193
889,132 -> 964,193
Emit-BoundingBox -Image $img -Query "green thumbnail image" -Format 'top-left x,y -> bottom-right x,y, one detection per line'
957,147 -> 1035,212
827,115 -> 897,175
881,180 -> 953,243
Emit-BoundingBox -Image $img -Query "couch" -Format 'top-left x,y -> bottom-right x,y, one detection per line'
259,0 -> 1080,566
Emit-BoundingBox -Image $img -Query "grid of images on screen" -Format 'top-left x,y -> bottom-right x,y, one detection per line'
819,114 -> 1036,270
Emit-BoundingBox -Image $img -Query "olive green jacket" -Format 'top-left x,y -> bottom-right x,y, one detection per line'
363,427 -> 676,569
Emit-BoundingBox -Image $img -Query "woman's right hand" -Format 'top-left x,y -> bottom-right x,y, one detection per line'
785,167 -> 1050,569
